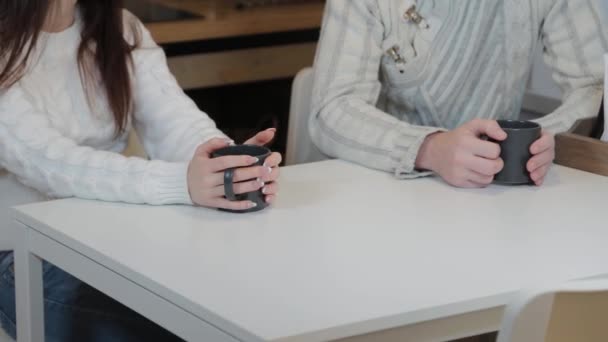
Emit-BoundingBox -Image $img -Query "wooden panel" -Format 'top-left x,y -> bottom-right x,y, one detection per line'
144,0 -> 324,44
167,42 -> 317,89
554,118 -> 608,177
546,292 -> 608,342
554,133 -> 608,176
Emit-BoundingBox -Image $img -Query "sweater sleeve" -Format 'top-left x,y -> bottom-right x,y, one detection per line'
0,84 -> 193,205
130,19 -> 227,163
309,0 -> 442,178
534,0 -> 607,133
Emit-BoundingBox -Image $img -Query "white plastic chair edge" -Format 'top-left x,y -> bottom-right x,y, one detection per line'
286,67 -> 314,166
497,277 -> 608,342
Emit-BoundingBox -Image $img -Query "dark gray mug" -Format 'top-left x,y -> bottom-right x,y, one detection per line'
492,120 -> 542,185
212,145 -> 271,213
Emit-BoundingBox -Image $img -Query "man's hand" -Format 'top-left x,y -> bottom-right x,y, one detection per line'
527,131 -> 555,186
416,119 -> 506,188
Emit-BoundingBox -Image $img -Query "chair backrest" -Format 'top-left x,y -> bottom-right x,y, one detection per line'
286,67 -> 328,165
497,278 -> 608,342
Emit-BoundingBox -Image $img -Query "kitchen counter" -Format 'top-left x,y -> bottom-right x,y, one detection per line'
124,0 -> 323,89
136,0 -> 324,44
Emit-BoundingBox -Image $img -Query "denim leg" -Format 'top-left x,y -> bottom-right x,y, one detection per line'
0,252 -> 183,342
0,252 -> 17,340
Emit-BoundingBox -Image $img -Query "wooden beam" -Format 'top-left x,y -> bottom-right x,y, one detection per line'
143,0 -> 324,44
167,42 -> 317,89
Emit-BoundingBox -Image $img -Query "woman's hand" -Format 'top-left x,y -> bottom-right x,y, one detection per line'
527,131 -> 555,186
416,119 -> 506,188
188,138 -> 273,210
244,128 -> 282,204
187,128 -> 282,209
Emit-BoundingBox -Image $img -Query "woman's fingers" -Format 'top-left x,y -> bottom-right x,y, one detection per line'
210,198 -> 258,211
264,152 -> 282,167
206,155 -> 259,173
188,139 -> 281,209
261,182 -> 278,196
261,166 -> 280,183
210,179 -> 265,197
207,165 -> 273,187
243,128 -> 277,146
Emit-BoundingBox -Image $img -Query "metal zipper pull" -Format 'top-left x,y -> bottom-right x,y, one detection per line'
386,45 -> 406,64
404,4 -> 430,29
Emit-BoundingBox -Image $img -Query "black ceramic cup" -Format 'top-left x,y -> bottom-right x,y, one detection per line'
212,145 -> 272,213
492,120 -> 542,185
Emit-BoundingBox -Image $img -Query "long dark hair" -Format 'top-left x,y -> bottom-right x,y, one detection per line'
0,0 -> 138,134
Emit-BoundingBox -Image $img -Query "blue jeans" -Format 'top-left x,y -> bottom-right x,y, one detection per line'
0,252 -> 183,342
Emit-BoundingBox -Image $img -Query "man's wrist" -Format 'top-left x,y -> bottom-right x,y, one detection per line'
415,132 -> 443,172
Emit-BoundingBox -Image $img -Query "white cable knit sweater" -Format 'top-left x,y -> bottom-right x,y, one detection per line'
0,10 -> 226,208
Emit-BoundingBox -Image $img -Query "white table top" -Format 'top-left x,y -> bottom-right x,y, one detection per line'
13,160 -> 608,342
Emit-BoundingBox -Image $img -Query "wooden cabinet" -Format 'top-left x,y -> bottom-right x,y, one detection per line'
127,0 -> 324,156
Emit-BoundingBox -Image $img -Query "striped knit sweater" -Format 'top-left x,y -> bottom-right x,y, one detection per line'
310,0 -> 607,177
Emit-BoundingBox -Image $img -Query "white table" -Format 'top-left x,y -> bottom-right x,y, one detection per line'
8,160 -> 608,342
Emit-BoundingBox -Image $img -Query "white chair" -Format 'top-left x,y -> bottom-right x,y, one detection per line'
497,278 -> 608,342
285,67 -> 328,165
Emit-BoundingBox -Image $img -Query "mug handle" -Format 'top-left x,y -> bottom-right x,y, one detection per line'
223,168 -> 237,201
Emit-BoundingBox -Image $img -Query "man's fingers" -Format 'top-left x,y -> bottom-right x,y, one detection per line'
467,119 -> 507,141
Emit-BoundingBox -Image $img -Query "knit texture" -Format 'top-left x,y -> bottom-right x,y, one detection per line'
0,10 -> 226,205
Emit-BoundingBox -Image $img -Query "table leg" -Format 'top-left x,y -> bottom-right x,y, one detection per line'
14,225 -> 44,342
